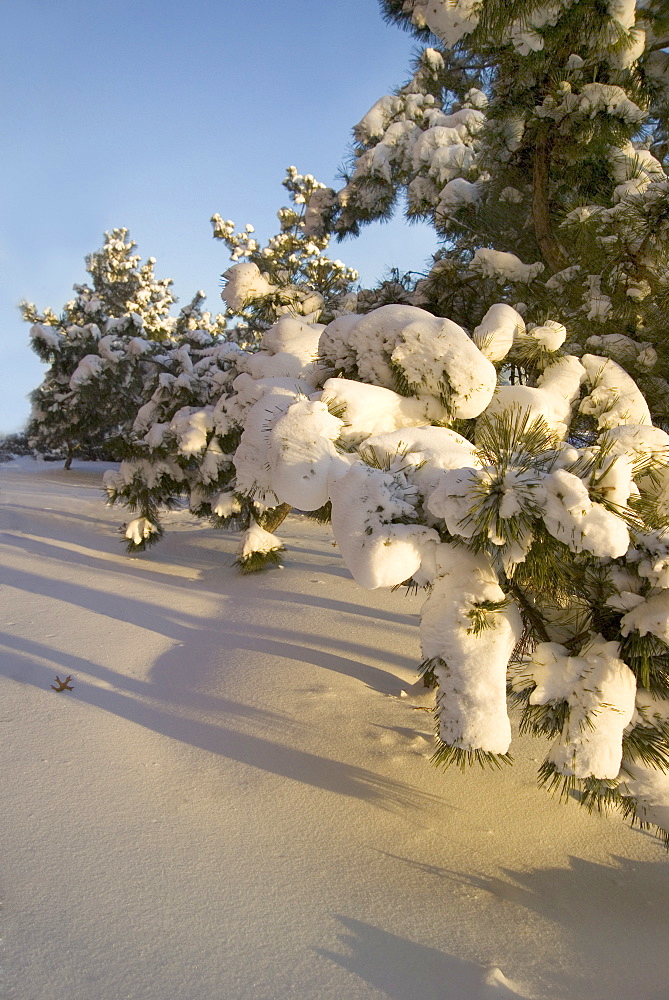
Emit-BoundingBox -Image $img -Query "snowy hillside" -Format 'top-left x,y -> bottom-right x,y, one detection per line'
2,458 -> 668,1000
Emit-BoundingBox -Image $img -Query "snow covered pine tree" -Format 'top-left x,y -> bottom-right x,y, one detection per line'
223,295 -> 669,846
98,3 -> 669,843
256,0 -> 669,843
103,170 -> 358,564
24,229 -> 176,468
101,290 -> 240,552
306,0 -> 669,400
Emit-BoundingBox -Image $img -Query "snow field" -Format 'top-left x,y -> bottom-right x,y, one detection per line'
1,459 -> 669,1000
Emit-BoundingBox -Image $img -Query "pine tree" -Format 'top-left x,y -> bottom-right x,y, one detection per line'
306,0 -> 669,416
89,4 -> 669,843
102,291 -> 247,552
204,3 -> 669,843
106,170 -> 359,564
24,229 -> 176,468
223,291 -> 669,846
212,168 -> 359,342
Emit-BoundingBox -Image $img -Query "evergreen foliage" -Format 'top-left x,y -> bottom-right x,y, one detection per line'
102,293 -> 246,553
307,0 -> 669,417
269,3 -> 669,842
212,168 -> 359,343
222,292 -> 669,847
105,171 -> 358,565
0,432 -> 33,462
24,229 -> 179,468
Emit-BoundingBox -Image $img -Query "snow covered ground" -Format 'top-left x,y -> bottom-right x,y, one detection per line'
2,458 -> 668,1000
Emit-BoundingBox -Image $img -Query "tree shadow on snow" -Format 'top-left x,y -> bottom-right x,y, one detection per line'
278,554 -> 352,579
0,563 -> 416,689
0,630 -> 439,814
252,586 -> 419,628
1,482 -> 436,812
316,916 -> 528,1000
0,640 -> 439,811
0,514 -> 210,580
368,851 -> 669,1000
2,501 -> 110,529
0,631 -> 290,724
452,854 -> 669,999
0,520 -> 421,631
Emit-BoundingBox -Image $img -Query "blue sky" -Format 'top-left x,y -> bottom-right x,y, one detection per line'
0,0 -> 436,434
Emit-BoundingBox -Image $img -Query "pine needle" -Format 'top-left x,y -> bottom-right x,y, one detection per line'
431,740 -> 514,771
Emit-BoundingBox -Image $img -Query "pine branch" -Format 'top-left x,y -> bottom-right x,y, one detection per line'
508,580 -> 551,643
234,548 -> 285,574
432,740 -> 514,771
257,502 -> 292,533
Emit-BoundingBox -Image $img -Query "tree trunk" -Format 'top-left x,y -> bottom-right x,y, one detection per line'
532,125 -> 567,275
